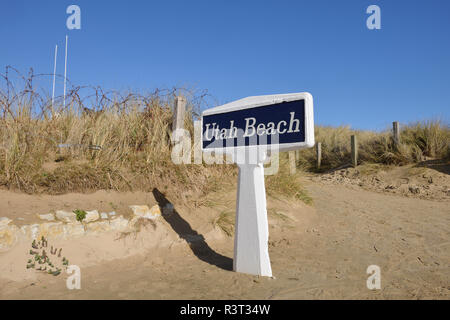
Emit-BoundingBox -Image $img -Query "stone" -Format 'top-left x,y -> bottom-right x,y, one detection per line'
148,205 -> 162,218
129,205 -> 150,217
409,185 -> 420,194
86,221 -> 111,234
63,222 -> 85,238
129,205 -> 161,220
37,222 -> 65,240
110,216 -> 129,231
108,211 -> 117,217
19,223 -> 66,241
100,212 -> 109,219
21,224 -> 40,240
0,214 -> 136,251
0,217 -> 12,227
38,213 -> 55,221
56,210 -> 77,223
84,210 -> 99,223
0,224 -> 19,251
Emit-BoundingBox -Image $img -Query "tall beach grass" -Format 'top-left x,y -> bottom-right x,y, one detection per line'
1,68 -> 448,199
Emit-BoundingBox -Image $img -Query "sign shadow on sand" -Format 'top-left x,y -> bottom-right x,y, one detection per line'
152,188 -> 233,271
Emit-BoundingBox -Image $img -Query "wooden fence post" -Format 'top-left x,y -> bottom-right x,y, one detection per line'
351,135 -> 358,167
393,121 -> 400,146
289,151 -> 296,174
316,142 -> 322,169
173,96 -> 186,131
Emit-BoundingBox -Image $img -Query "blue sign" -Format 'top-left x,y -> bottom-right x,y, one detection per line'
203,99 -> 307,150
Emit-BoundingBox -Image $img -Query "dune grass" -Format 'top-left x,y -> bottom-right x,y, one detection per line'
0,69 -> 448,204
0,68 -> 234,197
215,211 -> 235,237
296,121 -> 449,172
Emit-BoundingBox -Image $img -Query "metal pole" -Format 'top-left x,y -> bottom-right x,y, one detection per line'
52,44 -> 58,113
63,35 -> 68,109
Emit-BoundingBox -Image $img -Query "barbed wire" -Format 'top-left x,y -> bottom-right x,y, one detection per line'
0,66 -> 215,120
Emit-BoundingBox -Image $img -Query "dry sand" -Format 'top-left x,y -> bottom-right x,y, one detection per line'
0,164 -> 449,299
314,160 -> 450,201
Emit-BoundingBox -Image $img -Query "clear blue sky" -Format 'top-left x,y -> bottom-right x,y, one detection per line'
1,0 -> 449,130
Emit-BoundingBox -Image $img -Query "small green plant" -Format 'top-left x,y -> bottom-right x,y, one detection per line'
73,209 -> 87,222
26,236 -> 71,277
41,236 -> 47,247
52,269 -> 61,276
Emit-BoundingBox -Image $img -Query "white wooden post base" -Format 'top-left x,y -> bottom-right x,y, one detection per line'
233,162 -> 272,277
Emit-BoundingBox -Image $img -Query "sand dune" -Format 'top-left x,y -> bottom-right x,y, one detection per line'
0,170 -> 448,299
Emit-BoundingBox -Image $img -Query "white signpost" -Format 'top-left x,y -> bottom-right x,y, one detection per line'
201,92 -> 314,277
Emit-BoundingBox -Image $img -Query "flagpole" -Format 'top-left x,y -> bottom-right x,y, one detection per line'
52,44 -> 58,115
63,35 -> 68,109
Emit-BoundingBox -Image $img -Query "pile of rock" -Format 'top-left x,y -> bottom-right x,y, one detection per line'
0,203 -> 174,252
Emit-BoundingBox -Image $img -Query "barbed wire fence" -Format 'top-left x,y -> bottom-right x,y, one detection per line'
0,66 -> 215,152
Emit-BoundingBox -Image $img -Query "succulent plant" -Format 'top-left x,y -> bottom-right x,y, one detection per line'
26,236 -> 71,275
40,236 -> 48,248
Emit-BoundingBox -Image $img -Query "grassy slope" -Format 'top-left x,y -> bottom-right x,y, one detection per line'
0,81 -> 448,202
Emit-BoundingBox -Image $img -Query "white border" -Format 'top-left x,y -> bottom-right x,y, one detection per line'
201,92 -> 314,153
